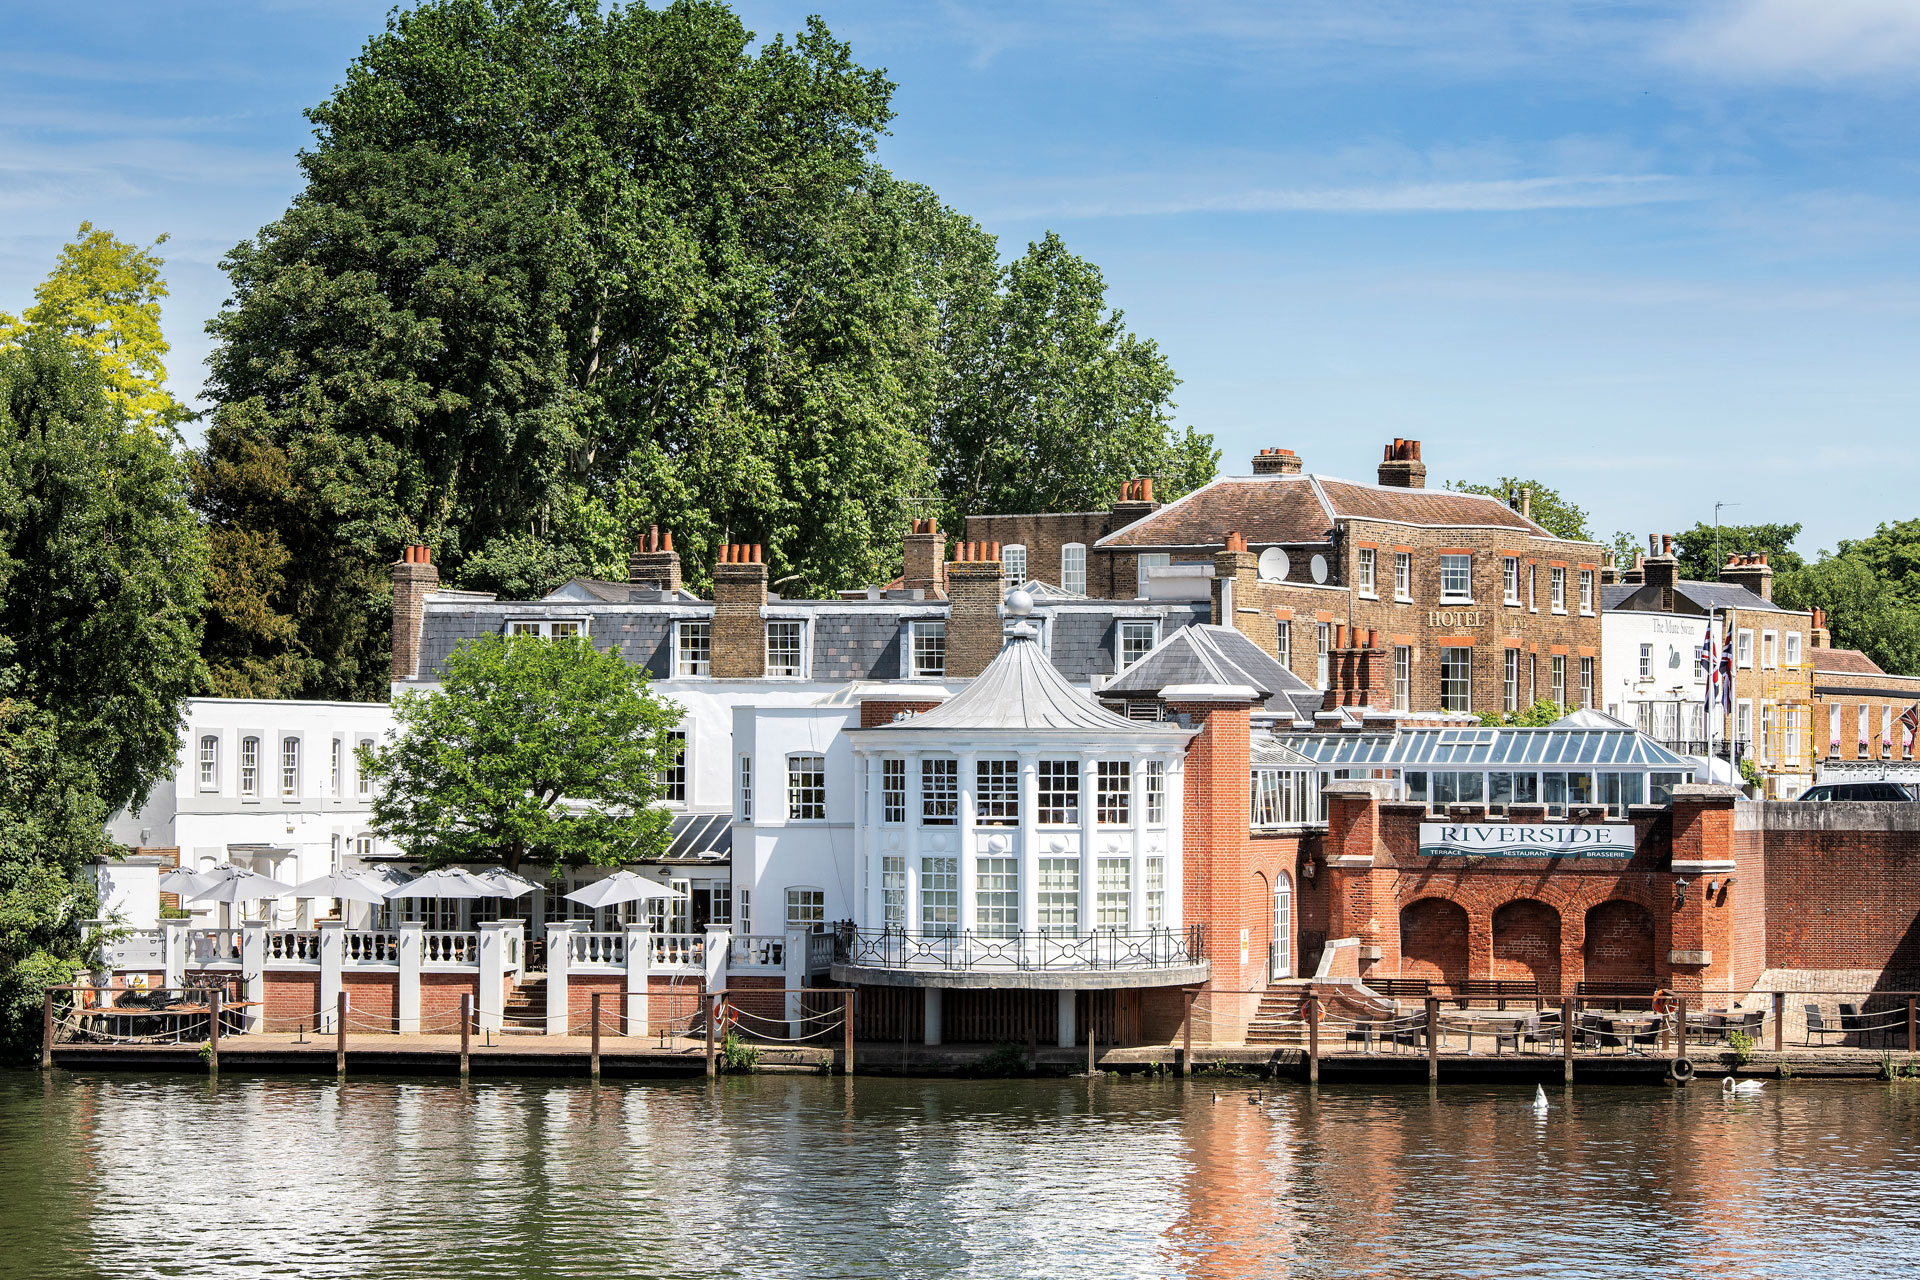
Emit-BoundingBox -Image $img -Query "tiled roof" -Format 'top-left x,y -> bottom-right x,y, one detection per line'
1674,581 -> 1798,615
1097,474 -> 1556,550
874,626 -> 1167,735
1814,647 -> 1885,676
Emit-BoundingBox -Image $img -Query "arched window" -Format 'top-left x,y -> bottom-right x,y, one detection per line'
240,737 -> 260,798
1060,543 -> 1086,595
1002,544 -> 1027,587
198,735 -> 219,791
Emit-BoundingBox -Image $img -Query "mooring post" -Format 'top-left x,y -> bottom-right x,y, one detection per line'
844,990 -> 856,1076
1676,996 -> 1689,1060
1562,997 -> 1575,1084
208,989 -> 222,1073
1425,996 -> 1439,1083
41,988 -> 55,1070
1306,990 -> 1320,1085
704,993 -> 717,1078
460,993 -> 471,1079
1181,987 -> 1195,1077
1908,998 -> 1916,1055
591,992 -> 602,1080
1087,1020 -> 1096,1076
336,992 -> 347,1077
1773,990 -> 1784,1054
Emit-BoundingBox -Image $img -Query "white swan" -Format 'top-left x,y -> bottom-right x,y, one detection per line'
1533,1084 -> 1550,1112
1722,1076 -> 1765,1094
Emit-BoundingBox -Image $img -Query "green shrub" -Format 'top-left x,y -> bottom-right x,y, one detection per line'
973,1042 -> 1027,1077
718,1030 -> 758,1073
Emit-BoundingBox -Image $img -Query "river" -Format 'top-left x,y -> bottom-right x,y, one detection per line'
3,1070 -> 1918,1278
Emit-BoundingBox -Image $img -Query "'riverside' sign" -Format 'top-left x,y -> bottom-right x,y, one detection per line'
1418,822 -> 1635,859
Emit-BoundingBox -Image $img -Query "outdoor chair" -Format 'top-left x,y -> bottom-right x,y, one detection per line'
1629,1020 -> 1660,1054
1526,1013 -> 1562,1054
1389,1015 -> 1423,1054
1345,1019 -> 1375,1054
1804,1004 -> 1845,1047
1495,1015 -> 1536,1056
1839,1002 -> 1868,1047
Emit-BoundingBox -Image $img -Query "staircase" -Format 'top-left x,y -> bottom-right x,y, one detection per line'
500,975 -> 548,1035
1246,981 -> 1313,1046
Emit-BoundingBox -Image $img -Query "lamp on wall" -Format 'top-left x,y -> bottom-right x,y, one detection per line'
1303,859 -> 1317,882
1674,877 -> 1690,908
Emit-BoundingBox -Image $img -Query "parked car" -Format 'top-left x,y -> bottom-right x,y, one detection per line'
1796,781 -> 1917,802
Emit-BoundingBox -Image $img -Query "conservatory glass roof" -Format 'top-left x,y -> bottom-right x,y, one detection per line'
1261,727 -> 1696,770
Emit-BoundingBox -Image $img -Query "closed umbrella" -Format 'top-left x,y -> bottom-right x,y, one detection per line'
384,868 -> 528,900
564,871 -> 687,909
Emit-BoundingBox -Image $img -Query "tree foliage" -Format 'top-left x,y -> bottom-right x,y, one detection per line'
1776,519 -> 1920,677
1672,521 -> 1803,581
194,0 -> 1210,700
1447,477 -> 1589,541
0,331 -> 205,1062
0,222 -> 189,435
362,634 -> 683,876
1479,698 -> 1567,729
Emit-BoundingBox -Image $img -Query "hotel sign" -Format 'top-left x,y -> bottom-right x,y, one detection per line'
1427,611 -> 1487,628
1418,823 -> 1635,859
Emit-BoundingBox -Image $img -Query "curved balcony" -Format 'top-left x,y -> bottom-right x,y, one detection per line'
831,924 -> 1209,990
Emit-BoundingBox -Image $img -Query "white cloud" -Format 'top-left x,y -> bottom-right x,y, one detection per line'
1664,0 -> 1920,80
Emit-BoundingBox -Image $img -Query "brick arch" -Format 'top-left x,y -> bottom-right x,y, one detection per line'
1584,900 -> 1658,990
1491,898 -> 1562,992
1251,870 -> 1271,976
1400,898 -> 1469,988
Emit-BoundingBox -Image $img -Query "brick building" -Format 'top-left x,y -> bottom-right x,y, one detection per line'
967,440 -> 1606,718
1810,613 -> 1920,785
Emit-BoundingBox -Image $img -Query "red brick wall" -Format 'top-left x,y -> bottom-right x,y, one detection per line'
860,700 -> 945,728
1759,814 -> 1920,978
566,975 -> 627,1036
725,975 -> 787,1035
263,973 -> 319,1031
1583,900 -> 1658,988
1400,898 -> 1469,986
1491,899 -> 1562,990
421,974 -> 478,1032
1731,826 -> 1768,992
342,972 -> 397,1030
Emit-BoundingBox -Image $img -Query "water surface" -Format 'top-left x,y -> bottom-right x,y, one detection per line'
3,1070 -> 1917,1278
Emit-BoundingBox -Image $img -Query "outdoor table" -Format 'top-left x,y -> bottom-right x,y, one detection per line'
1461,1010 -> 1531,1055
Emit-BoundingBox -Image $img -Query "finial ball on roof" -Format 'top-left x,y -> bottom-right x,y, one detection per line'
1004,587 -> 1035,617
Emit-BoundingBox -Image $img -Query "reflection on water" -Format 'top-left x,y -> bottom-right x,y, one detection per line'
4,1071 -> 1920,1279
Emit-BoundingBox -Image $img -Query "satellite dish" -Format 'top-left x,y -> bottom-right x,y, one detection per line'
1310,554 -> 1329,584
1257,547 -> 1289,582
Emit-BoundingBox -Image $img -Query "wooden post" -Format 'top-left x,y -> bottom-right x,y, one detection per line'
208,989 -> 222,1073
1087,1011 -> 1096,1076
1181,988 -> 1195,1077
40,988 -> 55,1069
336,992 -> 347,1077
1773,990 -> 1784,1054
1306,991 -> 1320,1085
1425,996 -> 1440,1083
704,993 -> 717,1078
1676,996 -> 1688,1060
460,993 -> 471,1079
1562,997 -> 1575,1084
844,990 -> 856,1076
1908,997 -> 1915,1055
591,992 -> 602,1080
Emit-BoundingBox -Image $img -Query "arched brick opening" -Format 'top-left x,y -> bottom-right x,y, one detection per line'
1400,898 -> 1469,989
1492,899 -> 1562,993
1584,900 -> 1657,990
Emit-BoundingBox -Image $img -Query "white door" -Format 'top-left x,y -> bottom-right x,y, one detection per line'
1272,873 -> 1292,979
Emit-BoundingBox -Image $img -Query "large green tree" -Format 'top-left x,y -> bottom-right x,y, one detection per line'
0,331 -> 206,1060
1776,519 -> 1920,676
1446,477 -> 1589,541
1672,521 -> 1803,581
195,0 -> 1209,700
362,633 -> 683,875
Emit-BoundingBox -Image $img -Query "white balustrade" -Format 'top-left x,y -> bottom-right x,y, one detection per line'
423,931 -> 479,965
649,932 -> 706,972
727,934 -> 787,969
98,926 -> 165,970
343,930 -> 400,965
184,928 -> 243,966
264,930 -> 321,965
568,932 -> 627,968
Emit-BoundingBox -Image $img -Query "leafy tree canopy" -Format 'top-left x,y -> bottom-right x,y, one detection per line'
1446,477 -> 1589,541
1672,521 -> 1803,580
1776,526 -> 1920,677
1479,698 -> 1567,729
194,0 -> 1211,701
0,222 -> 189,435
362,634 -> 683,876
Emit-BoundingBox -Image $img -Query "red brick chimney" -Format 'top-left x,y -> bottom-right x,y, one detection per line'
1111,477 -> 1163,527
628,526 -> 682,594
1642,534 -> 1680,614
945,541 -> 1005,678
1720,552 -> 1774,602
1321,627 -> 1391,712
1811,607 -> 1831,649
902,518 -> 946,597
1377,439 -> 1426,489
711,543 -> 769,678
1253,448 -> 1303,476
391,545 -> 438,682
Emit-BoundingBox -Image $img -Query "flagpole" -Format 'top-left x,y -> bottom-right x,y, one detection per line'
1706,608 -> 1717,780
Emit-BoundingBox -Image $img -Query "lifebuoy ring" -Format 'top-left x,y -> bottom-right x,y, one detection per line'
1669,1057 -> 1695,1084
1652,990 -> 1676,1015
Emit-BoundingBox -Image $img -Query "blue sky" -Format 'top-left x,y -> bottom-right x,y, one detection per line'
6,1 -> 1920,555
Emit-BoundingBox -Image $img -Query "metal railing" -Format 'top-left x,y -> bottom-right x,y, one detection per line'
842,924 -> 1205,973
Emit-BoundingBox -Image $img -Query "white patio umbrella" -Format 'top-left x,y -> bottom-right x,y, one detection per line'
563,871 -> 687,910
289,871 -> 393,906
186,867 -> 295,905
159,863 -> 235,896
476,867 -> 539,897
384,867 -> 531,900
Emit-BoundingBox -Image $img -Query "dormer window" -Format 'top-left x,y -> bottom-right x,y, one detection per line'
1003,545 -> 1028,587
505,619 -> 587,639
1118,620 -> 1158,670
910,621 -> 946,678
675,620 -> 711,677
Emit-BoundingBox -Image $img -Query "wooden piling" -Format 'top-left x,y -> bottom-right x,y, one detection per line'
208,990 -> 222,1073
336,993 -> 347,1077
1773,990 -> 1784,1053
1087,1021 -> 1096,1076
1909,998 -> 1916,1055
704,993 -> 717,1078
460,993 -> 471,1079
590,992 -> 602,1080
1676,996 -> 1688,1061
1306,990 -> 1320,1085
1181,988 -> 1195,1077
1562,998 -> 1575,1084
41,988 -> 54,1069
1425,996 -> 1439,1083
844,990 -> 856,1076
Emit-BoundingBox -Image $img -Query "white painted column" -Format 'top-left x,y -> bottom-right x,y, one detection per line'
924,986 -> 943,1047
241,923 -> 266,1033
1166,756 -> 1187,932
163,917 -> 190,989
624,922 -> 651,1038
864,754 -> 885,930
317,920 -> 344,1031
1057,988 -> 1077,1049
905,752 -> 924,937
703,923 -> 731,994
1130,752 -> 1152,930
958,751 -> 979,935
396,921 -> 423,1034
1018,753 -> 1040,946
783,928 -> 809,1029
1078,752 -> 1098,932
545,920 -> 573,1036
476,919 -> 513,1033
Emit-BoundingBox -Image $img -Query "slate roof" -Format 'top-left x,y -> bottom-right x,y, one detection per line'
1097,473 -> 1558,551
1603,579 -> 1804,617
1814,647 -> 1885,676
1102,624 -> 1321,720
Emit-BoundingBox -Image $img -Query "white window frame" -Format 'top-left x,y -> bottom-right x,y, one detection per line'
1528,564 -> 1537,613
1440,554 -> 1473,603
765,619 -> 806,678
1784,631 -> 1802,666
786,754 -> 827,822
910,620 -> 947,678
1502,557 -> 1519,605
1357,548 -> 1376,597
976,858 -> 1019,938
1003,544 -> 1028,588
921,757 -> 958,825
198,735 -> 219,792
1551,654 -> 1567,707
1061,543 -> 1087,596
1316,622 -> 1331,690
1037,759 -> 1080,826
1580,655 -> 1595,709
785,887 -> 826,933
1393,552 -> 1412,601
1145,760 -> 1166,826
1639,643 -> 1653,680
1440,646 -> 1472,714
1503,648 -> 1519,712
1393,646 -> 1411,711
1550,567 -> 1566,614
330,737 -> 343,798
280,736 -> 301,799
1762,630 -> 1777,669
1579,569 -> 1594,615
357,738 -> 375,800
881,758 -> 906,824
1117,619 -> 1158,671
1736,630 -> 1754,668
505,618 -> 587,639
976,758 -> 1020,825
658,730 -> 688,805
675,619 -> 712,678
1036,858 -> 1079,931
1096,760 -> 1131,825
1135,552 -> 1168,598
1275,620 -> 1291,669
738,755 -> 753,822
240,736 -> 260,799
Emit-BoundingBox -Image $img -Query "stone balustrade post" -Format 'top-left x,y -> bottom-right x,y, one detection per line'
163,917 -> 191,989
703,924 -> 731,995
624,922 -> 652,1038
476,920 -> 515,1033
241,923 -> 266,1033
546,920 -> 574,1036
784,928 -> 809,1032
317,921 -> 344,1032
397,921 -> 424,1034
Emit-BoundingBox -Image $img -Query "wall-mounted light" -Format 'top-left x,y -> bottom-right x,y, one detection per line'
1303,859 -> 1317,882
1674,876 -> 1690,908
1706,879 -> 1719,899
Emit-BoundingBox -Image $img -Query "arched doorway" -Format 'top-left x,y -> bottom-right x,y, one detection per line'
1271,871 -> 1293,979
1492,899 -> 1562,993
1584,900 -> 1657,991
1400,898 -> 1469,990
